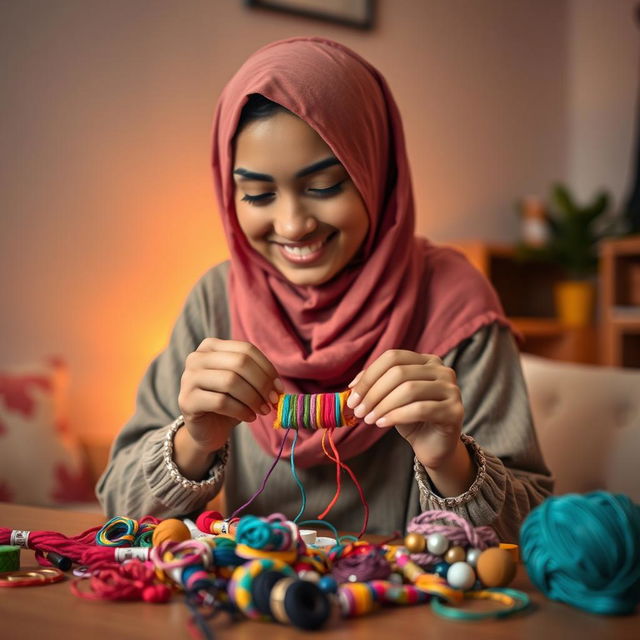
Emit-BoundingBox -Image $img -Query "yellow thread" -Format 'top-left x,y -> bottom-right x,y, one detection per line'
316,394 -> 323,429
274,395 -> 284,428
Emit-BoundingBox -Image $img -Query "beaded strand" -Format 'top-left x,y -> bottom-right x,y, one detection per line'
274,391 -> 357,430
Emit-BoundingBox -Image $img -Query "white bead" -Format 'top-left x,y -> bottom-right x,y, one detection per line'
446,562 -> 476,591
426,533 -> 449,556
466,547 -> 482,567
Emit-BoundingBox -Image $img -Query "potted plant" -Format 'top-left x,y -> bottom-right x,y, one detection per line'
517,183 -> 611,327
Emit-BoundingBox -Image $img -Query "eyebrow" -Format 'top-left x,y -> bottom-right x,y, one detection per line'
233,156 -> 341,182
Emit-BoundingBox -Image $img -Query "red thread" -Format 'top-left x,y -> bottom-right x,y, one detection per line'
71,560 -> 171,603
316,429 -> 369,538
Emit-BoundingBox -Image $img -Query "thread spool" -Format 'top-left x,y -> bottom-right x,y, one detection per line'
0,546 -> 20,572
196,511 -> 238,537
269,576 -> 331,630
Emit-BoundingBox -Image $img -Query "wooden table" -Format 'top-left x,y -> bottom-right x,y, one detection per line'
0,503 -> 637,639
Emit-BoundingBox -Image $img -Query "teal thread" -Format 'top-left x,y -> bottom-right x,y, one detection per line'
290,429 -> 307,522
520,491 -> 640,615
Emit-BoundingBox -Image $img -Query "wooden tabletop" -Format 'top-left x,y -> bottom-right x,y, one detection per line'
0,502 -> 637,639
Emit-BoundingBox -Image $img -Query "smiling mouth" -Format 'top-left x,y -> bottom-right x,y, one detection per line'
277,233 -> 335,264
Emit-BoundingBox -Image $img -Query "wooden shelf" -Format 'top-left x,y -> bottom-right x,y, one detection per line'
600,235 -> 640,367
511,317 -> 566,337
450,241 -> 597,364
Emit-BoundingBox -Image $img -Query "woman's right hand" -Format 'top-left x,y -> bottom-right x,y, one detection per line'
178,338 -> 283,453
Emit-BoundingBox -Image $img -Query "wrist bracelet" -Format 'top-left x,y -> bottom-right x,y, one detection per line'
413,434 -> 487,509
162,416 -> 230,490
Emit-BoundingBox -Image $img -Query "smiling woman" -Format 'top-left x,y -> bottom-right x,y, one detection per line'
232,97 -> 369,286
97,37 -> 552,540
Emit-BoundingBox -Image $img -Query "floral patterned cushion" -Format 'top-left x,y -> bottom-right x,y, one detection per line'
0,358 -> 95,506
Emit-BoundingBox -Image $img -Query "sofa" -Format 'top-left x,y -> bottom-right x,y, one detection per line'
521,354 -> 640,501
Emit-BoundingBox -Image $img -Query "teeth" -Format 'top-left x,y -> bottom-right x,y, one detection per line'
283,240 -> 324,257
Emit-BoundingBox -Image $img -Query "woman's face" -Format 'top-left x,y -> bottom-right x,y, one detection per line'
233,111 -> 369,286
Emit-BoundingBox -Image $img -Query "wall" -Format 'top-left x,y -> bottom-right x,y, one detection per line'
567,0 -> 638,207
0,0 -> 633,448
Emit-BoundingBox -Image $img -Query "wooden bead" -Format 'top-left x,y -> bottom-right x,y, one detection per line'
444,545 -> 466,564
152,518 -> 191,547
476,547 -> 516,588
404,532 -> 426,553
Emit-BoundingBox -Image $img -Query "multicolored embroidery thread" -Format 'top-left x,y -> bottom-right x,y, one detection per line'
274,392 -> 357,430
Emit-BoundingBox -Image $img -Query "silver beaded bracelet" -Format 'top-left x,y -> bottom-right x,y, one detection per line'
413,433 -> 487,509
162,416 -> 230,490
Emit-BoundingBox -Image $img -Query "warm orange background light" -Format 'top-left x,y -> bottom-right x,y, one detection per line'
0,1 -> 635,460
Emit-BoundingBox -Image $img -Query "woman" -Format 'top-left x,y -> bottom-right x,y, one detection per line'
97,37 -> 552,541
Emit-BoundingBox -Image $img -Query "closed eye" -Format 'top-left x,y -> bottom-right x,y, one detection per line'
308,180 -> 345,197
241,192 -> 274,205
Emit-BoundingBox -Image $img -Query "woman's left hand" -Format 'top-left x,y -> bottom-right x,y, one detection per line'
346,350 -> 464,470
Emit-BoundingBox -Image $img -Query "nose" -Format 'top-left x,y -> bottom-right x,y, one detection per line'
272,196 -> 317,240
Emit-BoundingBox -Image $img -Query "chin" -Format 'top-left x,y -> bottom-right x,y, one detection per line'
280,266 -> 336,287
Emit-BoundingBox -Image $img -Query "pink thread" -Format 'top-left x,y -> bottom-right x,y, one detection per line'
406,510 -> 499,566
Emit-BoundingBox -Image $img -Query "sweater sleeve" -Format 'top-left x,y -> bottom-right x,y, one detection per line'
96,263 -> 232,519
414,322 -> 554,542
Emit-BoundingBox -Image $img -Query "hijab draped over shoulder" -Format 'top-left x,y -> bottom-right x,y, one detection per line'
211,37 -> 510,467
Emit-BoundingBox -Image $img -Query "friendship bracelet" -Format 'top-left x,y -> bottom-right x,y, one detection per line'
163,416 -> 230,491
274,392 -> 357,430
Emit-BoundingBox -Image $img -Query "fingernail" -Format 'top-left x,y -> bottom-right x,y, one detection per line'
346,391 -> 361,408
348,371 -> 363,388
353,404 -> 367,418
364,411 -> 376,424
274,378 -> 285,392
269,390 -> 279,404
260,404 -> 270,415
376,417 -> 388,427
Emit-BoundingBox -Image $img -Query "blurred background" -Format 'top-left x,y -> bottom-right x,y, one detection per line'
1,0 -> 638,504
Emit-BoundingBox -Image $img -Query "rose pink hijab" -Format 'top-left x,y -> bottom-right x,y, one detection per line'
211,37 -> 511,467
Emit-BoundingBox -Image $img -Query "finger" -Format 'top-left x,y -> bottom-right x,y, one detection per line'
360,379 -> 456,424
180,388 -> 258,424
352,364 -> 449,419
196,338 -> 283,390
375,398 -> 464,429
188,349 -> 280,406
188,368 -> 272,416
347,350 -> 428,409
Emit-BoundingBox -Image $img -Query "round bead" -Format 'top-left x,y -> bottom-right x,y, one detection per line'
466,547 -> 482,567
446,562 -> 476,591
434,561 -> 450,578
151,519 -> 191,547
476,547 -> 516,588
426,533 -> 449,556
444,545 -> 466,564
404,532 -> 426,553
317,575 -> 338,594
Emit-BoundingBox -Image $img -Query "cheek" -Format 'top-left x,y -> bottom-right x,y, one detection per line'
235,203 -> 269,243
336,194 -> 369,244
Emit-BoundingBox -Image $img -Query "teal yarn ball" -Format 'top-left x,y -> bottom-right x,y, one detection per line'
520,491 -> 640,615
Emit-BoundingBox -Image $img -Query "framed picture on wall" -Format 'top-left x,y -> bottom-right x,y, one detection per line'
246,0 -> 375,30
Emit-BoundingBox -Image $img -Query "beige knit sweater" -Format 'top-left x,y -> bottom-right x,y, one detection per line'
97,262 -> 553,542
